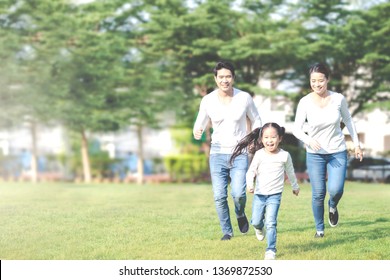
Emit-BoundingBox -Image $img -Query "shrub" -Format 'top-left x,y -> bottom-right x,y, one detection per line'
163,154 -> 208,182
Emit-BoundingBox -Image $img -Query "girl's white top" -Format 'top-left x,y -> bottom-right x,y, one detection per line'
246,148 -> 299,195
293,91 -> 360,154
193,88 -> 262,154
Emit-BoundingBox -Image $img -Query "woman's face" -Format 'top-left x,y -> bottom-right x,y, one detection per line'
310,72 -> 328,96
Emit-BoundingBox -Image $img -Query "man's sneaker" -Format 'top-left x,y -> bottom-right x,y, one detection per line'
314,232 -> 324,238
221,234 -> 232,241
254,227 -> 265,241
237,215 -> 249,234
329,207 -> 339,227
264,250 -> 276,260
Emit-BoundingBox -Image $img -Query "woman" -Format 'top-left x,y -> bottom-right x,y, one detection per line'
293,63 -> 363,238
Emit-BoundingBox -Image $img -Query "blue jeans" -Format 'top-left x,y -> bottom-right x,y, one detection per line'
209,153 -> 248,236
306,150 -> 347,232
251,193 -> 282,253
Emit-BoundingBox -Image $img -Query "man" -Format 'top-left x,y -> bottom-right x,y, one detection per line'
193,61 -> 262,240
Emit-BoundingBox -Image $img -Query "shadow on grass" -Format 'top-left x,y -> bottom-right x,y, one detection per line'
280,216 -> 389,259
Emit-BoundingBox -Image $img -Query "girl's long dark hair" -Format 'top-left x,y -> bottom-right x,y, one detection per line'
230,122 -> 286,165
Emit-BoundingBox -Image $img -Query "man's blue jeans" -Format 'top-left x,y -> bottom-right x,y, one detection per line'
209,153 -> 248,236
251,192 -> 282,253
306,150 -> 347,232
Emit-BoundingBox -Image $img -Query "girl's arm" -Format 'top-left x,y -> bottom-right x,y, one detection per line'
285,153 -> 299,196
246,152 -> 259,193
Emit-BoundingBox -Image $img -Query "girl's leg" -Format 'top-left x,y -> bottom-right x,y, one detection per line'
251,194 -> 266,230
264,193 -> 282,253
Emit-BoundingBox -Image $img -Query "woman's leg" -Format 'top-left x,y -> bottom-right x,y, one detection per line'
306,153 -> 327,232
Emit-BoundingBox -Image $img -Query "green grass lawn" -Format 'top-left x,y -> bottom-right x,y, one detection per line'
0,181 -> 389,260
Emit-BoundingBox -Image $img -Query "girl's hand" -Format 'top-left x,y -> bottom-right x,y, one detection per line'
293,189 -> 300,196
247,187 -> 254,193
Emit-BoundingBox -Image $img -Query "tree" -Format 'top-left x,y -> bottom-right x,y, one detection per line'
280,0 -> 389,117
52,2 -> 128,182
356,2 -> 390,112
0,0 -> 75,182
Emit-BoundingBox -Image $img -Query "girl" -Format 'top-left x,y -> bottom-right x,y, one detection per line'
231,122 -> 300,260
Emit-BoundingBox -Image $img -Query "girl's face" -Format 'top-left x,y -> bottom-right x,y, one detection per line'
261,127 -> 282,154
310,72 -> 328,96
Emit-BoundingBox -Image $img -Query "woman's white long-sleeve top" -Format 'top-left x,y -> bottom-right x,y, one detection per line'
293,91 -> 360,154
246,148 -> 299,195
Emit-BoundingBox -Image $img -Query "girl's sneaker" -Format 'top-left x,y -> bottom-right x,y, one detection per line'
254,227 -> 265,241
264,250 -> 276,260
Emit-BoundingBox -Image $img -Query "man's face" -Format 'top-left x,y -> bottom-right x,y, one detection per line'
214,68 -> 234,93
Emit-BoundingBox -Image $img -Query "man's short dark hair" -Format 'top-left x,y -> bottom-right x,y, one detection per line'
213,61 -> 235,78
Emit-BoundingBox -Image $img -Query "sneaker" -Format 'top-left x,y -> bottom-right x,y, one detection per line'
254,227 -> 265,241
314,232 -> 324,238
221,234 -> 232,241
237,215 -> 249,234
264,250 -> 276,260
329,207 -> 339,227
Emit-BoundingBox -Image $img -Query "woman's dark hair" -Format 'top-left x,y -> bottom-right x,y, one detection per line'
309,63 -> 331,79
230,122 -> 286,164
213,61 -> 235,78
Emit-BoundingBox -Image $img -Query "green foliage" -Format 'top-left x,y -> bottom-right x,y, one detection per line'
283,144 -> 307,172
67,134 -> 118,179
0,0 -> 388,182
164,127 -> 209,182
163,153 -> 208,182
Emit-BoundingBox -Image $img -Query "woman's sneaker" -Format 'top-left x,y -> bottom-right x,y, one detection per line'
329,207 -> 339,227
254,227 -> 265,241
264,250 -> 276,260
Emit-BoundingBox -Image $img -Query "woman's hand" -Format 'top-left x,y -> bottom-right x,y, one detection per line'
355,147 -> 363,162
308,139 -> 321,151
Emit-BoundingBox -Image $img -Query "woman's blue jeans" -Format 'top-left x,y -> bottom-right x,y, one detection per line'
306,150 -> 347,232
209,153 -> 248,236
251,193 -> 282,253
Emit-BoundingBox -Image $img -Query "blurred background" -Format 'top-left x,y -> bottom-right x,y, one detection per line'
0,0 -> 389,184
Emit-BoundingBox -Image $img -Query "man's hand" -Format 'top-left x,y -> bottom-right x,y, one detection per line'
193,128 -> 203,140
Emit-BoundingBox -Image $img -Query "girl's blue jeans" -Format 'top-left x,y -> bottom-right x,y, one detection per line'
251,192 -> 282,253
306,150 -> 347,232
209,153 -> 248,236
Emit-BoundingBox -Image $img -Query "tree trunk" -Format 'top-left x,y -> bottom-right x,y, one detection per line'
81,129 -> 91,183
30,120 -> 38,183
136,124 -> 144,185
